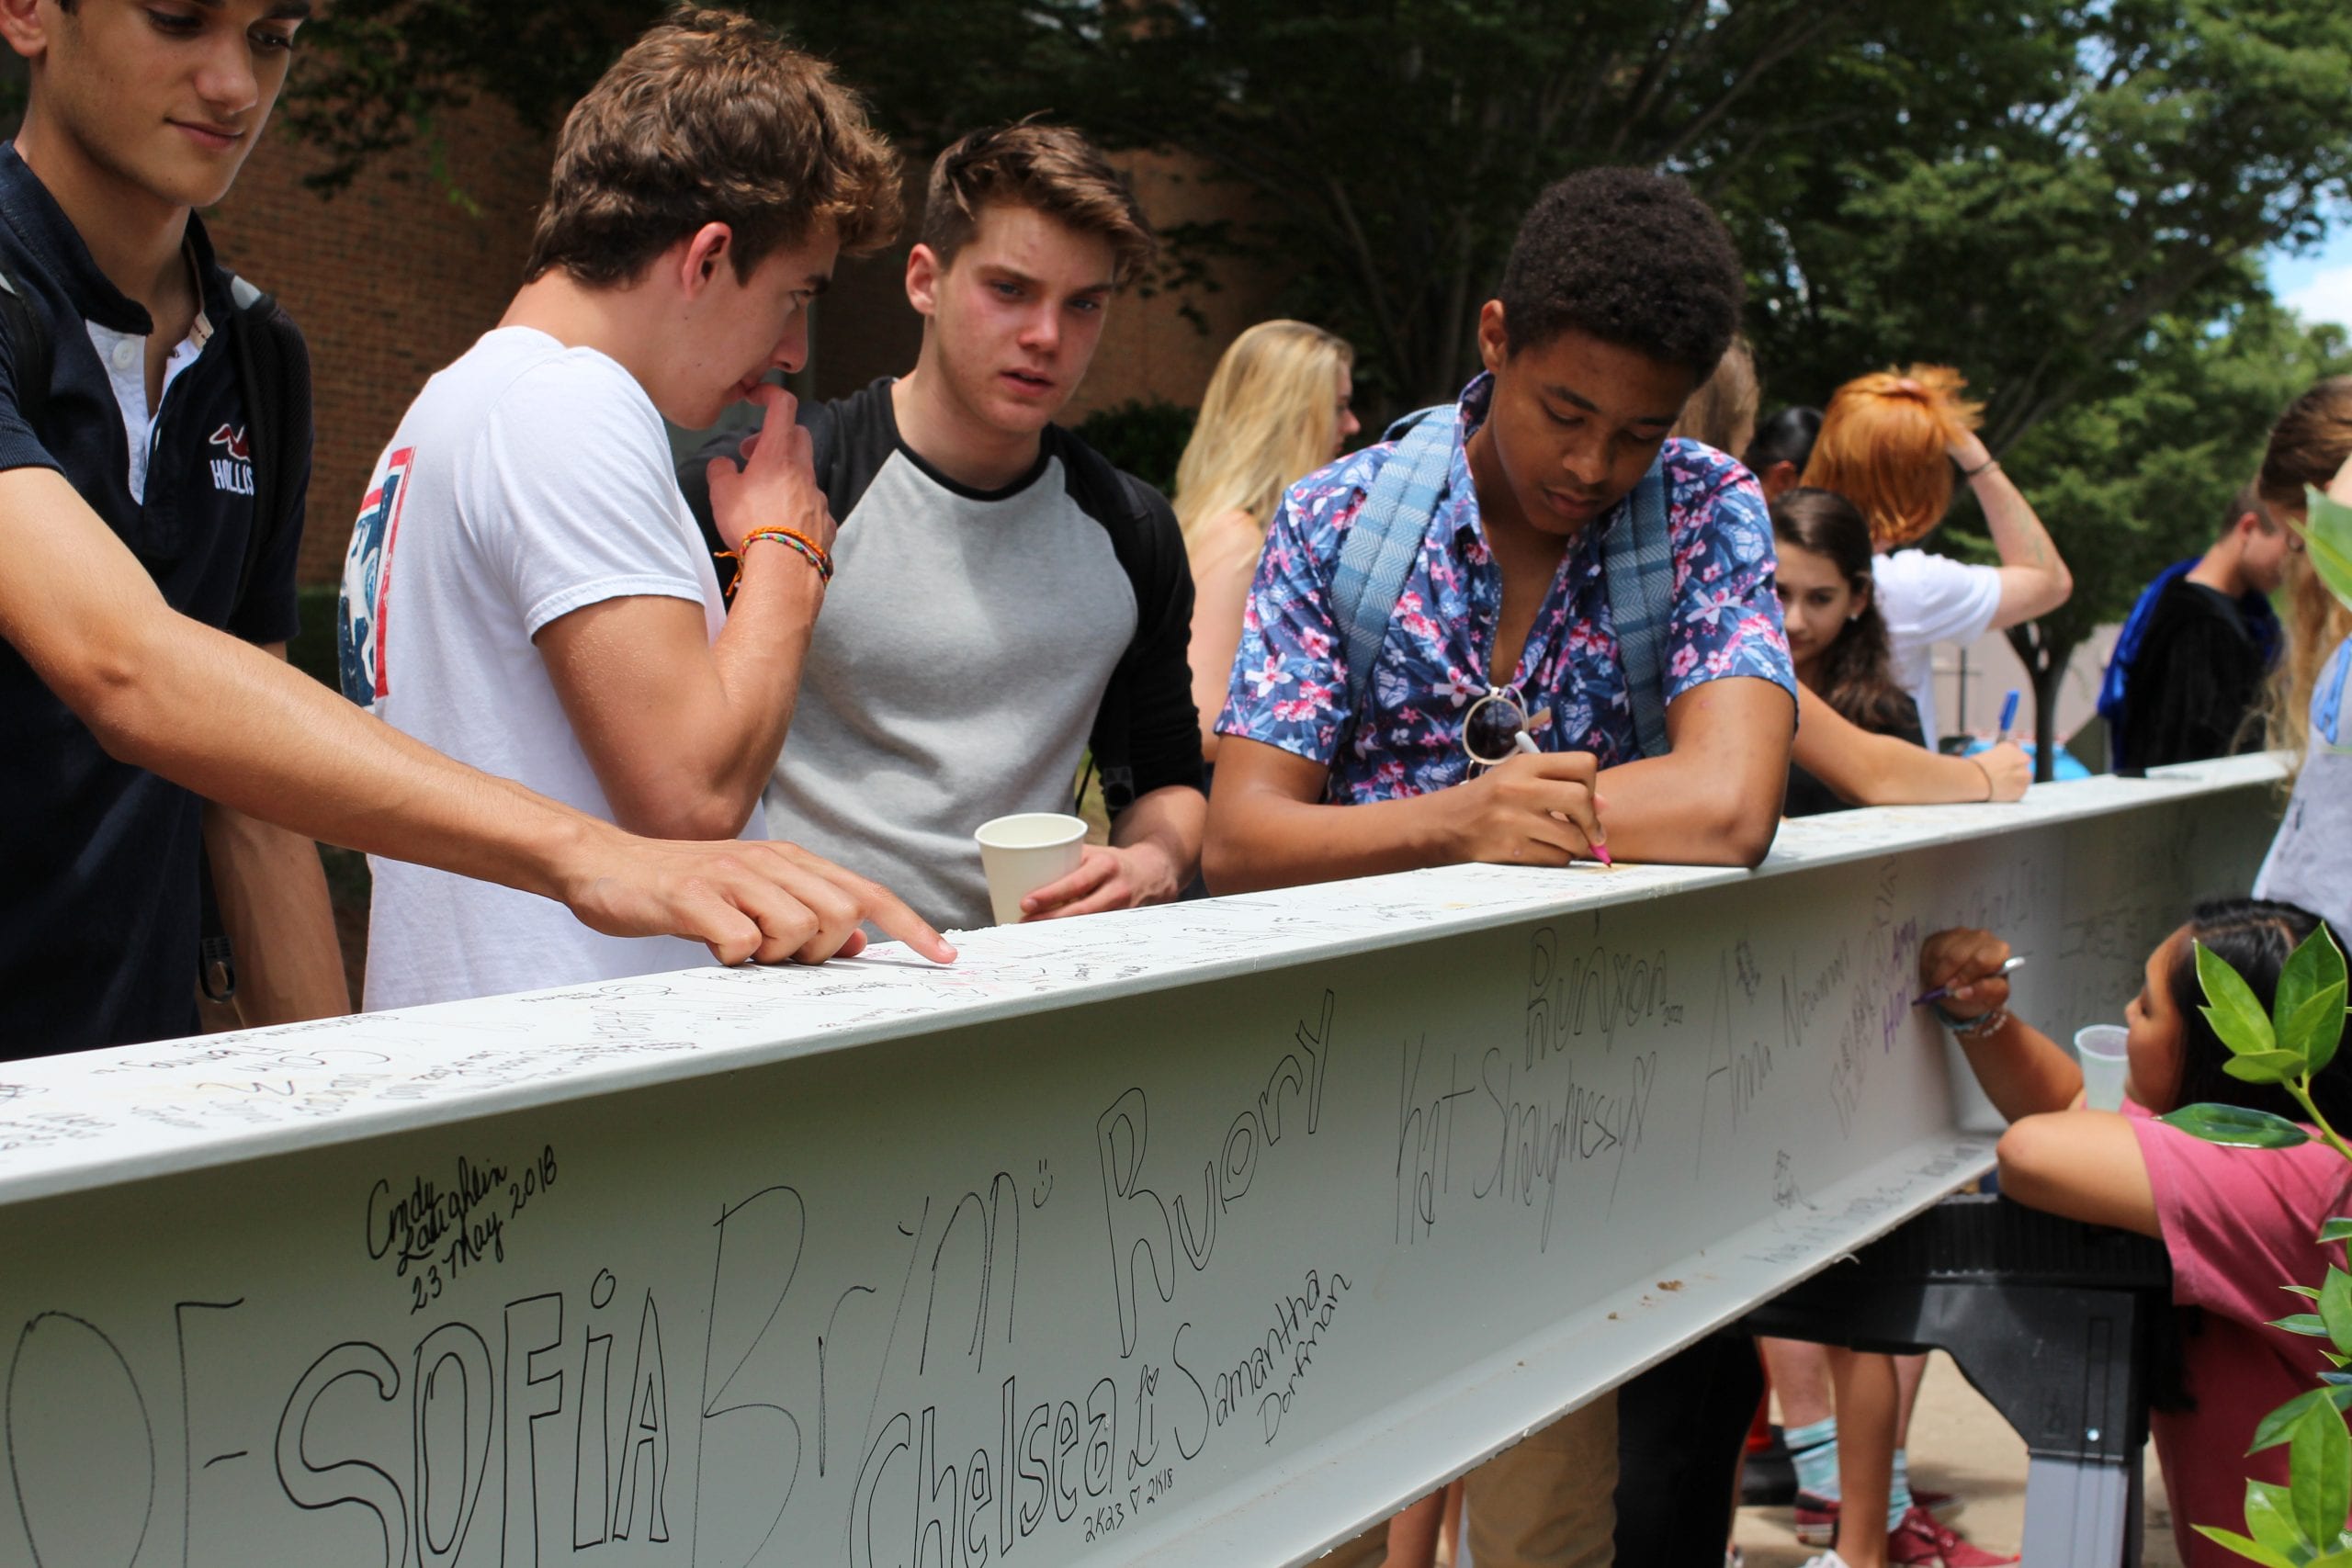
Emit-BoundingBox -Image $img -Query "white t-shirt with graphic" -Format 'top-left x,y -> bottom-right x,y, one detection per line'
337,326 -> 751,1010
1872,547 -> 2002,747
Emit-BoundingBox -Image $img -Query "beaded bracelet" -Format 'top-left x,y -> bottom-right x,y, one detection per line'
722,525 -> 833,596
1933,1001 -> 2010,1041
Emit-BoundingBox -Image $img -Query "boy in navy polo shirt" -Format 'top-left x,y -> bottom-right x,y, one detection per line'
0,0 -> 948,1057
1209,169 -> 1796,1568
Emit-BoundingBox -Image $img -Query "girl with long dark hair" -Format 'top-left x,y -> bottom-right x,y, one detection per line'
1804,899 -> 2352,1568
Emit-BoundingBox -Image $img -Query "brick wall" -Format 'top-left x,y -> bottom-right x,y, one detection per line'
203,96 -> 556,587
208,112 -> 1272,586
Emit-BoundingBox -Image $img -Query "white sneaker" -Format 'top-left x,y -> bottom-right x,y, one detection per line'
1799,1554 -> 1852,1568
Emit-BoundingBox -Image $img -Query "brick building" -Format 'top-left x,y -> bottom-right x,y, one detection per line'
207,103 -> 1279,588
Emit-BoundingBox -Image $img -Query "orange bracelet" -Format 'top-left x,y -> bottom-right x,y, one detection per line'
721,525 -> 832,595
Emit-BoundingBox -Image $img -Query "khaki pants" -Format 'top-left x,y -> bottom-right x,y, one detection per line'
1466,1393 -> 1617,1568
1317,1392 -> 1617,1568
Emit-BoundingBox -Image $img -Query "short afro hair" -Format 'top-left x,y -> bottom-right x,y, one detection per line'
1496,167 -> 1745,380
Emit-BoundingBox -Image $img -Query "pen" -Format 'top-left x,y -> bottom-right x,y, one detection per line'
1996,689 -> 2020,744
1513,728 -> 1613,866
1915,954 -> 2027,1007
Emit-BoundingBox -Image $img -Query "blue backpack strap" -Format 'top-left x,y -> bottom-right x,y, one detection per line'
2097,557 -> 2198,768
1329,405 -> 1457,761
1601,453 -> 1676,760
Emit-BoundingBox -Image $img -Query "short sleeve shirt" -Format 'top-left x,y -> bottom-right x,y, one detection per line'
2255,634 -> 2352,936
0,145 -> 305,1057
1216,372 -> 1794,803
339,327 -> 743,1010
2128,1103 -> 2352,1561
1871,548 -> 2001,746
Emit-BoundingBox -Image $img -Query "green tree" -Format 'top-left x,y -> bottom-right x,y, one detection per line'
280,0 -> 2352,762
1973,302 -> 2347,769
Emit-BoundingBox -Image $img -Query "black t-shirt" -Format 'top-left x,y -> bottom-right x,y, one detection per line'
2117,577 -> 2270,775
0,146 -> 306,1057
1783,694 -> 1927,818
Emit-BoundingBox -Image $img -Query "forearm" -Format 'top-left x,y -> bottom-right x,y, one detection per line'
1792,721 -> 1986,807
699,542 -> 824,822
1110,784 -> 1207,900
1203,782 -> 1459,894
1951,1011 -> 2082,1122
76,613 -> 606,903
201,802 -> 352,1024
1971,459 -> 2071,623
1588,750 -> 1780,867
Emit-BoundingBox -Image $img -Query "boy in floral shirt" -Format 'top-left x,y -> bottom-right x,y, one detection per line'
1206,168 -> 1796,1567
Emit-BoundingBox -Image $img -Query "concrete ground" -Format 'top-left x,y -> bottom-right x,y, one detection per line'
1733,1353 -> 2183,1567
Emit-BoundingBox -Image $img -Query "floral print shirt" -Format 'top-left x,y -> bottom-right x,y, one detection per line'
1216,372 -> 1794,804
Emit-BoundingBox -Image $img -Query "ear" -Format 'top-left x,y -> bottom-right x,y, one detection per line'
675,222 -> 733,301
1476,300 -> 1510,375
0,0 -> 52,64
1851,576 -> 1873,617
904,243 -> 944,318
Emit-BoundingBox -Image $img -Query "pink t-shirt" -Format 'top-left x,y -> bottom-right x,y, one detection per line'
2129,1102 -> 2352,1562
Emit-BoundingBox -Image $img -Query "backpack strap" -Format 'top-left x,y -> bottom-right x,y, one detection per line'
201,273 -> 312,1006
0,254 -> 54,434
221,273 -> 312,617
1600,455 -> 1676,760
1058,435 -> 1167,815
1329,405 -> 1456,763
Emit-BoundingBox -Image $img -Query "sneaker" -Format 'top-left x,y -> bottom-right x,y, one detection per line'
1887,1505 -> 2018,1566
1792,1489 -> 1839,1547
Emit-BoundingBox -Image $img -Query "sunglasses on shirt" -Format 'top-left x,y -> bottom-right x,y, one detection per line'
1463,685 -> 1552,772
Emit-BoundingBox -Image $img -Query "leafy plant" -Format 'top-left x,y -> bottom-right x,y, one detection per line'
2165,921 -> 2352,1562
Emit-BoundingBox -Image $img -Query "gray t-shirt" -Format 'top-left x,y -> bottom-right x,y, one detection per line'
687,379 -> 1205,931
2256,636 -> 2352,937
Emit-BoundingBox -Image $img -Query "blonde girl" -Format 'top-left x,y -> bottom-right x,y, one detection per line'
1175,320 -> 1360,761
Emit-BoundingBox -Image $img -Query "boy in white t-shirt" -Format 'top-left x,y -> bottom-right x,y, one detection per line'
338,8 -> 951,1008
1806,367 -> 2072,746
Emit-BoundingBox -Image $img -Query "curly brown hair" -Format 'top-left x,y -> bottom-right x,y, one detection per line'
525,5 -> 901,288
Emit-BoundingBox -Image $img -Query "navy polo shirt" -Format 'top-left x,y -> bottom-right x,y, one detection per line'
0,145 -> 306,1058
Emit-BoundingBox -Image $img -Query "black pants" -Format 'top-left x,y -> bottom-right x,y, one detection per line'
1612,1331 -> 1765,1565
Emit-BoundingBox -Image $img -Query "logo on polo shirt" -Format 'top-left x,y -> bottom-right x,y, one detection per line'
208,424 -> 254,496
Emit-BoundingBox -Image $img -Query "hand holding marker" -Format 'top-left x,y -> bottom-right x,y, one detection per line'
1514,728 -> 1614,866
1916,955 -> 2027,1008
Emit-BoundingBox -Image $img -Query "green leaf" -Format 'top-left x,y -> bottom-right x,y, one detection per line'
2165,1103 -> 2312,1149
2321,1218 -> 2352,1246
2322,1269 -> 2352,1356
2194,1525 -> 2301,1568
2290,1397 -> 2352,1547
2289,1285 -> 2325,1300
2228,1051 -> 2314,1085
2272,1314 -> 2333,1338
2302,488 -> 2352,619
2277,925 -> 2346,1036
2255,1389 -> 2352,1453
2246,1478 -> 2311,1556
2286,984 -> 2351,1078
2203,941 -> 2282,1057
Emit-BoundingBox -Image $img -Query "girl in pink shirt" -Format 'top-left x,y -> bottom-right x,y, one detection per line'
1915,898 -> 2352,1568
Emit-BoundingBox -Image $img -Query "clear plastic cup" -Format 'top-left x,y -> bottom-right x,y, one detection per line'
2075,1024 -> 2132,1112
974,813 -> 1090,925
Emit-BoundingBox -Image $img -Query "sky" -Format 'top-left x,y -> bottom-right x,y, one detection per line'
2269,224 -> 2352,333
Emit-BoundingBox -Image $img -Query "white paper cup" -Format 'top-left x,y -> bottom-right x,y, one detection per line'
974,813 -> 1089,925
2075,1024 -> 2132,1112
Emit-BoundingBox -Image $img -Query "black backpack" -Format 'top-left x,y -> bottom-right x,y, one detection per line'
0,256 -> 314,1001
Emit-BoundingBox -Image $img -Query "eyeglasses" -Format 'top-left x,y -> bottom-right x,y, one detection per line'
1463,685 -> 1552,771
